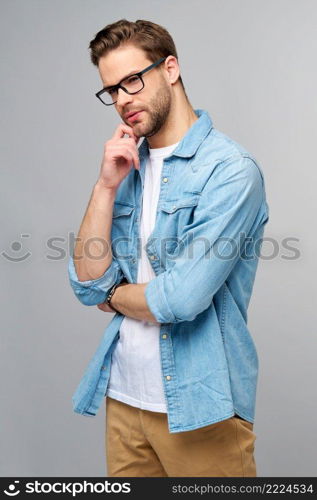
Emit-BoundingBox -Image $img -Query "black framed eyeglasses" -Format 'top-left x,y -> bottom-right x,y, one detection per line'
95,56 -> 167,106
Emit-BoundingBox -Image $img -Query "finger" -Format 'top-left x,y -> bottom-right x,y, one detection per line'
121,125 -> 138,144
109,136 -> 139,151
126,147 -> 140,170
132,150 -> 140,170
112,123 -> 137,142
97,303 -> 112,312
110,144 -> 139,170
112,137 -> 139,148
124,143 -> 140,169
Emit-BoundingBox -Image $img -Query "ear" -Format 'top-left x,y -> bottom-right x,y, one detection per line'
163,55 -> 180,85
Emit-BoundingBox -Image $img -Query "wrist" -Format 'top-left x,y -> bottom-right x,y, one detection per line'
107,302 -> 118,313
92,181 -> 117,212
94,178 -> 117,195
107,280 -> 128,311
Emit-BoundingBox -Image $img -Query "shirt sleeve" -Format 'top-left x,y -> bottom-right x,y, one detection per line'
68,254 -> 124,306
144,156 -> 268,323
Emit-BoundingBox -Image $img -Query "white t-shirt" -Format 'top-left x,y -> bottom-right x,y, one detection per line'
106,141 -> 180,412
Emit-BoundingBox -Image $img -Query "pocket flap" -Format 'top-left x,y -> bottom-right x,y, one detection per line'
160,195 -> 200,214
113,201 -> 135,218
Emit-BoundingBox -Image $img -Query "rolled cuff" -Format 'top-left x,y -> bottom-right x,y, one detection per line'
68,255 -> 124,306
145,274 -> 177,324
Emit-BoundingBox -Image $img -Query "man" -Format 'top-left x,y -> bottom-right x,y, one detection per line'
68,19 -> 269,477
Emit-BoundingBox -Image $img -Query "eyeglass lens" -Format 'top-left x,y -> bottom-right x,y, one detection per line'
101,75 -> 143,104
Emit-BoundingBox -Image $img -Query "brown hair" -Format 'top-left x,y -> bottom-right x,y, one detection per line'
89,19 -> 188,97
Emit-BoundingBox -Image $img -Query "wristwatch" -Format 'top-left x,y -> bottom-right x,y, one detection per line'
106,279 -> 128,311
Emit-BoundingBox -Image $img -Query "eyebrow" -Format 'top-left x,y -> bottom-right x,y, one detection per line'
103,69 -> 140,90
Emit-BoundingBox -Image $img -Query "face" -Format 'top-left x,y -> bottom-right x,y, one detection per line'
98,45 -> 173,138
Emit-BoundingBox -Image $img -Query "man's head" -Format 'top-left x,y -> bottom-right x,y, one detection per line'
89,19 -> 190,139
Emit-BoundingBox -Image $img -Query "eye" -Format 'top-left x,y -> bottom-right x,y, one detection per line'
127,75 -> 139,83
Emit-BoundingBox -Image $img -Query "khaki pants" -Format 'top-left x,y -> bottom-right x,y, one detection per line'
105,396 -> 257,477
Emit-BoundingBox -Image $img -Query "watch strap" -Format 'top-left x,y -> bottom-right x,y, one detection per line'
106,279 -> 128,310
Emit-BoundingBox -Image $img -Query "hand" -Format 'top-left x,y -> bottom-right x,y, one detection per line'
97,123 -> 140,191
97,302 -> 116,313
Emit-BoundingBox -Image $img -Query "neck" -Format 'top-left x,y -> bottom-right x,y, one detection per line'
147,96 -> 198,149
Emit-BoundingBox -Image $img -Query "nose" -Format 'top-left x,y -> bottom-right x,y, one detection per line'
116,87 -> 133,108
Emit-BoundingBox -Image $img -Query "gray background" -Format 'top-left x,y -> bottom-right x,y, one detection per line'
1,0 -> 316,477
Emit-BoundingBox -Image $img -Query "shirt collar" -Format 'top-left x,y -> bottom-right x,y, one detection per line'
138,108 -> 213,160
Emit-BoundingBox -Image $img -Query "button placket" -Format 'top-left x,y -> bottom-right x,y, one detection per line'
159,325 -> 176,410
140,159 -> 172,273
132,159 -> 145,283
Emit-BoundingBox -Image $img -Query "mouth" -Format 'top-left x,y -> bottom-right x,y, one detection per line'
126,110 -> 143,122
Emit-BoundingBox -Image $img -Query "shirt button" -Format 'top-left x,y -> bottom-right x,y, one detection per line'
162,177 -> 168,183
162,334 -> 168,339
150,255 -> 156,260
166,375 -> 171,381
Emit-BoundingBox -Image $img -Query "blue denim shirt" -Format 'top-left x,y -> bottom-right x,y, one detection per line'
68,109 -> 269,433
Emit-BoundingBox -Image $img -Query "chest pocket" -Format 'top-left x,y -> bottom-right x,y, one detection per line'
158,195 -> 200,258
112,201 -> 135,219
111,201 -> 135,258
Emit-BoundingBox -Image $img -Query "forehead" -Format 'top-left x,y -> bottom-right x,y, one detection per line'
98,45 -> 151,87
